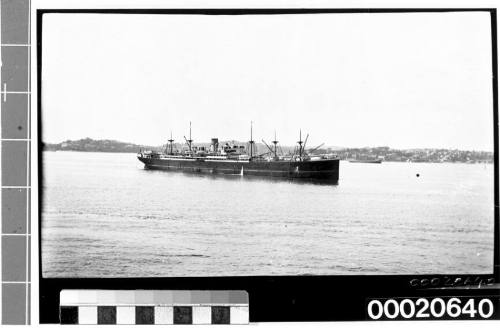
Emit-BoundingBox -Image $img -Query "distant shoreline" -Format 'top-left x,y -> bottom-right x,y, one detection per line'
43,149 -> 494,164
42,137 -> 494,165
44,149 -> 137,154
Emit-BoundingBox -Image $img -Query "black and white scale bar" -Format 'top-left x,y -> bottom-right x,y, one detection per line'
59,290 -> 249,325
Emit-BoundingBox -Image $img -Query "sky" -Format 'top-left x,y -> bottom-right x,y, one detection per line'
42,12 -> 494,151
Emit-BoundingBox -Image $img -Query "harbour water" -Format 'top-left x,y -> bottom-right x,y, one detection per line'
42,151 -> 495,277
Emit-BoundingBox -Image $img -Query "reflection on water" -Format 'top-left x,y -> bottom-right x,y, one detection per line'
42,151 -> 495,277
142,168 -> 340,186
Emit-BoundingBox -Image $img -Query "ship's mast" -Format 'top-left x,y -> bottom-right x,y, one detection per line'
184,121 -> 193,154
168,131 -> 174,155
272,130 -> 279,159
249,121 -> 254,159
297,129 -> 303,160
303,133 -> 309,158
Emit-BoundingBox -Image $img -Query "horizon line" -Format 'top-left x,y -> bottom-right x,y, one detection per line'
41,137 -> 495,153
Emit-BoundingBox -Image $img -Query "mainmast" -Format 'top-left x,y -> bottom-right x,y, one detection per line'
167,131 -> 174,155
272,130 -> 279,159
297,129 -> 303,160
249,121 -> 254,159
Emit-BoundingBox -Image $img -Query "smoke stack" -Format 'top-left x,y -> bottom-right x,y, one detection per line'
211,138 -> 219,152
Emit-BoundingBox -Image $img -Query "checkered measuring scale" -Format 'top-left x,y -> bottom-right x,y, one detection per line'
59,290 -> 249,325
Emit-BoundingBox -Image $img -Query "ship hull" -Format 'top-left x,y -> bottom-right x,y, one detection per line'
137,156 -> 339,182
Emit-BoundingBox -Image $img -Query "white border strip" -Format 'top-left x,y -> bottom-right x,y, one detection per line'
30,1 -> 500,326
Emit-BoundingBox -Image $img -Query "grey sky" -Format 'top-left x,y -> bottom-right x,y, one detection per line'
42,12 -> 494,150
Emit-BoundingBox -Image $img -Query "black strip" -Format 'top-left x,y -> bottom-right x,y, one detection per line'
97,306 -> 116,325
36,8 -> 494,15
173,306 -> 192,324
136,306 -> 154,325
212,306 -> 230,324
36,8 -> 43,304
491,10 -> 500,279
59,306 -> 78,325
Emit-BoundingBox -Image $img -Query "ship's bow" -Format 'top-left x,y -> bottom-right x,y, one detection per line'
294,159 -> 339,182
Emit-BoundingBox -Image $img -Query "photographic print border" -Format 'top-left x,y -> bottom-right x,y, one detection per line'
36,7 -> 499,323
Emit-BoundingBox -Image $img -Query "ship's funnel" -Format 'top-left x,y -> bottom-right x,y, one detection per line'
211,138 -> 219,152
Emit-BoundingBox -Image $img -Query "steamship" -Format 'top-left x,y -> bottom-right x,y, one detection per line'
137,123 -> 339,182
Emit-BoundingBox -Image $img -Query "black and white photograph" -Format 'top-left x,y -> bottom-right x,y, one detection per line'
40,9 -> 495,279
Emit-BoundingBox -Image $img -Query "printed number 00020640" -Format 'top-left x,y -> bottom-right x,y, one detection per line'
367,298 -> 495,320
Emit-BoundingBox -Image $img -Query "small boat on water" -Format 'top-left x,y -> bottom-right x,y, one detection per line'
348,159 -> 382,164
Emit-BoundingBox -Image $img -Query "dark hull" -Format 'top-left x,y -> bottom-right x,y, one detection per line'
138,156 -> 339,182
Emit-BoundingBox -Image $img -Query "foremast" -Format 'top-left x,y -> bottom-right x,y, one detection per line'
249,121 -> 255,160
